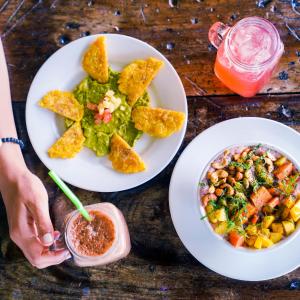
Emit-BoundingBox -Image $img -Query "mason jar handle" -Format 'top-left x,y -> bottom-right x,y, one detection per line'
208,22 -> 231,49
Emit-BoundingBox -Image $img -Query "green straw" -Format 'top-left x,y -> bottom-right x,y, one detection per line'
48,170 -> 92,222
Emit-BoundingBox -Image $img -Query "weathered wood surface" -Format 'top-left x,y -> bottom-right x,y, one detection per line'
1,0 -> 300,299
0,97 -> 299,299
0,0 -> 300,100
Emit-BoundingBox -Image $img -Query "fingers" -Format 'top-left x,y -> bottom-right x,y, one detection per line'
28,248 -> 71,269
21,235 -> 71,269
35,249 -> 71,269
27,199 -> 54,246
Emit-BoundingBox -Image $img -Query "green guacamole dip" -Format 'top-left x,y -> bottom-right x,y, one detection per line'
70,70 -> 149,156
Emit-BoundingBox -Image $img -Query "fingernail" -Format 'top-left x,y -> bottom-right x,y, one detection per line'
42,233 -> 54,245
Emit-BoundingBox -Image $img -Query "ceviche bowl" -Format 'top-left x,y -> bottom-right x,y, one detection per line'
169,117 -> 300,281
198,143 -> 300,253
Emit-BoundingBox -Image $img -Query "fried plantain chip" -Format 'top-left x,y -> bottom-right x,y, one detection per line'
82,36 -> 109,83
108,133 -> 146,173
118,57 -> 164,106
132,106 -> 185,138
48,122 -> 85,158
39,90 -> 84,121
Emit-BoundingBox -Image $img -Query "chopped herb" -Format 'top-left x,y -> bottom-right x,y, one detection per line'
279,173 -> 299,196
198,182 -> 207,188
234,182 -> 245,193
229,161 -> 251,170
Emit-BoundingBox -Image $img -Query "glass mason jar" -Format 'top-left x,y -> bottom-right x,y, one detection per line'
64,203 -> 131,267
208,17 -> 284,97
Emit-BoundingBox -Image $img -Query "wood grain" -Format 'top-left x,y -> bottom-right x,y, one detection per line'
0,0 -> 300,100
0,96 -> 299,299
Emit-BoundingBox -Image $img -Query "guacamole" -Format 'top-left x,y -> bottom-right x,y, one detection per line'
71,70 -> 149,156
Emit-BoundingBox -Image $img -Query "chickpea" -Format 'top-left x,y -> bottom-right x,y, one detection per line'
235,172 -> 243,181
236,167 -> 244,173
233,154 -> 240,161
207,171 -> 213,179
246,159 -> 253,167
208,185 -> 215,194
210,172 -> 218,184
216,170 -> 229,178
228,165 -> 235,171
215,188 -> 223,197
229,170 -> 236,176
243,178 -> 250,189
227,176 -> 236,185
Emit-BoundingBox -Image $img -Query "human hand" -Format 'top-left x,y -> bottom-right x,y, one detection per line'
1,167 -> 71,268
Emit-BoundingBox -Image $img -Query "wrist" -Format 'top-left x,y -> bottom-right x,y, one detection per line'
0,144 -> 27,190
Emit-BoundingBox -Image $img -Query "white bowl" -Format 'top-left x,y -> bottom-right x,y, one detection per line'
169,117 -> 300,281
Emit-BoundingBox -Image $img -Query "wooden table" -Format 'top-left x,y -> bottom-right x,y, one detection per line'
1,0 -> 300,299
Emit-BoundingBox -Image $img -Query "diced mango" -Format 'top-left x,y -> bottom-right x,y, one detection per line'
261,228 -> 270,237
206,204 -> 218,223
282,220 -> 295,236
245,236 -> 257,247
261,236 -> 274,248
215,207 -> 227,222
262,215 -> 275,229
281,207 -> 290,219
246,224 -> 258,236
270,232 -> 283,243
275,156 -> 287,167
283,196 -> 295,209
290,199 -> 300,222
214,221 -> 228,235
271,223 -> 284,234
254,236 -> 263,249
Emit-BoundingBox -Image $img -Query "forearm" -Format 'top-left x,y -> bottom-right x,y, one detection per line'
0,39 -> 26,188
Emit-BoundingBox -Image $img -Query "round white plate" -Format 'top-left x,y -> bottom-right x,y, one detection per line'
26,34 -> 187,192
169,117 -> 300,281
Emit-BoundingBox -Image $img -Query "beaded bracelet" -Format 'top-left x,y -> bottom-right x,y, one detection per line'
0,137 -> 25,150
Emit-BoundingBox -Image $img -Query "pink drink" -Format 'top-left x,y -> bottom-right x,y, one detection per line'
209,17 -> 284,97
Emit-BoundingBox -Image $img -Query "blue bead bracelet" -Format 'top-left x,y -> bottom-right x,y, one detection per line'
0,137 -> 25,150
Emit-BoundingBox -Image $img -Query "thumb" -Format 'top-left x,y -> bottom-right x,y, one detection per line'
29,202 -> 54,246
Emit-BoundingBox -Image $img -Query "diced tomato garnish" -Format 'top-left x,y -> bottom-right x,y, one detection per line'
94,112 -> 103,125
103,109 -> 112,124
87,102 -> 98,111
228,231 -> 244,247
250,214 -> 259,224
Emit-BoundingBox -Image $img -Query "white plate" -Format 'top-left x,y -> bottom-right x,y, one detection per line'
169,117 -> 300,281
26,34 -> 187,192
